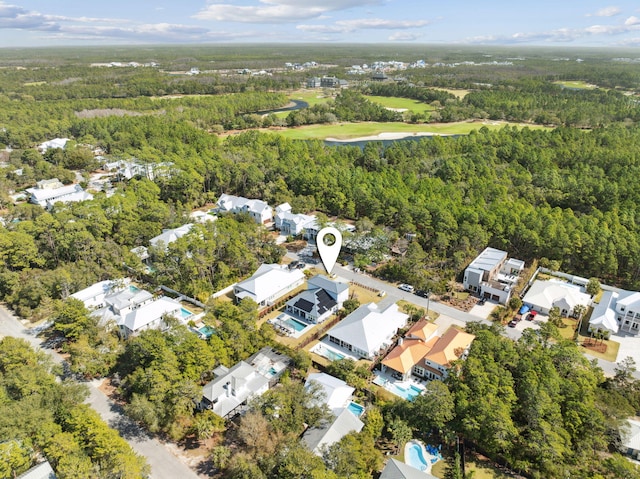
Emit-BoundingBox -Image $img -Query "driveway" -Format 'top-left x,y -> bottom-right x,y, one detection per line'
0,304 -> 200,479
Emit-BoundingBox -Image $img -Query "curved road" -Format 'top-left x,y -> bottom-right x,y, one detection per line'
0,304 -> 200,479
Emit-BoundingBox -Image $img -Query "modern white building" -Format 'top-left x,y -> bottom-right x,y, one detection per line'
285,275 -> 349,324
119,296 -> 183,338
234,264 -> 305,307
325,302 -> 409,360
589,289 -> 640,336
305,372 -> 355,412
149,223 -> 194,251
274,203 -> 317,236
215,193 -> 273,224
522,280 -> 591,316
25,179 -> 93,209
463,247 -> 524,304
38,137 -> 69,153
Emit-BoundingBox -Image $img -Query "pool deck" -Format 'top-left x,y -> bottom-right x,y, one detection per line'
373,371 -> 427,400
310,338 -> 361,362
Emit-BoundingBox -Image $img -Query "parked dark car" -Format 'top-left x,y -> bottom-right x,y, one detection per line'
508,318 -> 518,328
526,310 -> 538,321
478,297 -> 487,306
415,290 -> 429,298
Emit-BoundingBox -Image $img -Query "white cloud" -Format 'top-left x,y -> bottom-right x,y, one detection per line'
388,31 -> 421,41
625,16 -> 640,25
194,0 -> 382,24
297,18 -> 427,34
587,6 -> 621,17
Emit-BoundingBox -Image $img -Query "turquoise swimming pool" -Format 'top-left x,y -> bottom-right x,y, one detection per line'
198,325 -> 215,338
406,441 -> 429,471
283,317 -> 307,332
347,401 -> 365,417
180,307 -> 193,319
324,348 -> 345,361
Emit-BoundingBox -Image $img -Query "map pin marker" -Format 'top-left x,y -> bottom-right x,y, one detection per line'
316,226 -> 342,274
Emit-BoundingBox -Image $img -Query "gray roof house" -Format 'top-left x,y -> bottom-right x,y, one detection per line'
285,275 -> 349,324
274,203 -> 317,236
380,458 -> 438,479
25,180 -> 93,209
17,461 -> 56,479
201,361 -> 270,418
302,407 -> 364,455
463,247 -> 524,304
621,418 -> 640,460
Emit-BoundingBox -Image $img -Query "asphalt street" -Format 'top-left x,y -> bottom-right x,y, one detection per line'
0,304 -> 200,479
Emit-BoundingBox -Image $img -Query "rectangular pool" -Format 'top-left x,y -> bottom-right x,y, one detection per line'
198,325 -> 215,338
180,307 -> 193,319
347,401 -> 365,417
283,317 -> 307,332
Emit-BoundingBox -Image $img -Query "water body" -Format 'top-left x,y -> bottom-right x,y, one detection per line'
324,134 -> 461,149
258,99 -> 308,116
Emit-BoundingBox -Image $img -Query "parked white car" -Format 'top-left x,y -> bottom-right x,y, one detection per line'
398,283 -> 415,293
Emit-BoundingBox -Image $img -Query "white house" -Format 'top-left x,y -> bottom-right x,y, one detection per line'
621,418 -> 640,460
149,223 -> 194,251
305,372 -> 355,412
615,291 -> 640,335
119,296 -> 183,338
16,460 -> 57,479
589,290 -> 619,335
522,280 -> 591,316
274,203 -> 317,236
285,275 -> 349,324
215,193 -> 273,224
25,179 -> 93,209
200,362 -> 270,418
70,279 -> 130,310
38,138 -> 69,153
234,264 -> 305,307
463,247 -> 524,304
326,302 -> 409,359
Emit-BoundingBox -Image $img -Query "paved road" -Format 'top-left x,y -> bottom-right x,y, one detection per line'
0,304 -> 200,479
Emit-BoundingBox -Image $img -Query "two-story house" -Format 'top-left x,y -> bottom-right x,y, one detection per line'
463,247 -> 525,304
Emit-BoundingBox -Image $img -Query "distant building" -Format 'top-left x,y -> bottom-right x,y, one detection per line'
306,77 -> 321,88
463,247 -> 524,304
38,138 -> 69,153
25,179 -> 93,209
274,203 -> 317,236
149,224 -> 194,251
320,76 -> 348,88
285,275 -> 349,324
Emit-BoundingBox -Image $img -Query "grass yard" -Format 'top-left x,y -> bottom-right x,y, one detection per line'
288,89 -> 335,107
430,87 -> 471,99
431,453 -> 517,479
365,95 -> 434,114
554,80 -> 598,90
556,314 -> 619,362
266,120 -> 550,141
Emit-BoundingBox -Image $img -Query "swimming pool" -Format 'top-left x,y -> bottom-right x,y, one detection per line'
406,441 -> 429,471
283,317 -> 307,332
198,325 -> 215,338
387,382 -> 423,401
180,307 -> 193,319
129,285 -> 140,292
347,401 -> 365,417
324,348 -> 345,361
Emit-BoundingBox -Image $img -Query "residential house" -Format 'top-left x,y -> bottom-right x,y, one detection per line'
215,193 -> 272,224
589,290 -> 619,335
306,77 -> 321,88
25,179 -> 93,209
615,291 -> 640,335
200,361 -> 269,418
233,264 -> 305,307
463,247 -> 525,304
302,372 -> 364,456
38,137 -> 69,153
621,418 -> 640,460
302,407 -> 364,456
285,275 -> 349,324
274,203 -> 317,236
325,302 -> 409,360
382,322 -> 475,381
149,223 -> 194,251
119,296 -> 183,338
16,460 -> 56,479
320,76 -> 348,88
522,280 -> 591,316
199,350 -> 292,419
380,459 -> 438,479
70,278 -> 130,310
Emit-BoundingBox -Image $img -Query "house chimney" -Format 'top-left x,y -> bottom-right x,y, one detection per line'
225,381 -> 231,397
398,337 -> 403,346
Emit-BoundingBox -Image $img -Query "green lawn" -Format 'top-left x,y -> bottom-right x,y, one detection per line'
288,89 -> 335,107
554,80 -> 598,90
365,95 -> 434,114
431,454 -> 517,479
265,121 -> 550,141
557,314 -> 619,362
431,87 -> 471,99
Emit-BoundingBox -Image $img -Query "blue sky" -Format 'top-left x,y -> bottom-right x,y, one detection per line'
0,1 -> 640,47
